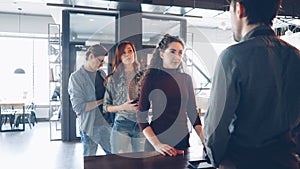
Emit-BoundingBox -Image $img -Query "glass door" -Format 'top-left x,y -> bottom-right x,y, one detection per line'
62,10 -> 117,141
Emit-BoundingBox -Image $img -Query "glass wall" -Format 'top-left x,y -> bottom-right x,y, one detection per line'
63,10 -> 118,140
69,13 -> 116,44
142,18 -> 181,45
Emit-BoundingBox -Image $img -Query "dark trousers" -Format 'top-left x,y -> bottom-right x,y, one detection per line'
221,131 -> 299,169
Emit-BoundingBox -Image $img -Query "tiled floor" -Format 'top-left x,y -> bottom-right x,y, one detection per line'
0,121 -> 204,169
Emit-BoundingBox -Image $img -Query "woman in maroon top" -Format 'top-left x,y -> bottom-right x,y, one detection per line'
137,34 -> 205,156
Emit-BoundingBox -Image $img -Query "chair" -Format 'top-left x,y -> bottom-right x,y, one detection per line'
14,102 -> 37,129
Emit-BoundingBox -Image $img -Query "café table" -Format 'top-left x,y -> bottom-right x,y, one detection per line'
0,102 -> 25,132
84,148 -> 214,169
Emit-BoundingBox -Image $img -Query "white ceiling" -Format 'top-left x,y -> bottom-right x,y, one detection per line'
0,0 -> 230,19
1,0 -> 298,27
0,0 -> 53,16
0,0 -> 232,30
0,0 -> 299,41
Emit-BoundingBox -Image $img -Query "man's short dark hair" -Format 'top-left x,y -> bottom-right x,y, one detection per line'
85,44 -> 108,60
230,0 -> 282,26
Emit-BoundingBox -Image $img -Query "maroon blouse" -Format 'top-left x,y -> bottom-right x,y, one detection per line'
137,68 -> 201,149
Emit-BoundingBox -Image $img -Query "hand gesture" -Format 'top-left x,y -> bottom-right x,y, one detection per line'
153,142 -> 178,156
119,100 -> 138,112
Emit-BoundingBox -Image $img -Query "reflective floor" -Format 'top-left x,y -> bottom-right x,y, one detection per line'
0,121 -> 203,169
0,122 -> 85,169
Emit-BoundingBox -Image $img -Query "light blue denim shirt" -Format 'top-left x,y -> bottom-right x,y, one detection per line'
103,71 -> 137,122
68,66 -> 106,137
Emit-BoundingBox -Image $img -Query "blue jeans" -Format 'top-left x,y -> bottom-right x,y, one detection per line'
80,131 -> 98,156
80,131 -> 111,156
111,118 -> 145,154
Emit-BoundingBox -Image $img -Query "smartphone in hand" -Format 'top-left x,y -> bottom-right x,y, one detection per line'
130,98 -> 139,104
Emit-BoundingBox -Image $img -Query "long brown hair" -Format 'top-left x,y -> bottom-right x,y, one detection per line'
105,41 -> 140,85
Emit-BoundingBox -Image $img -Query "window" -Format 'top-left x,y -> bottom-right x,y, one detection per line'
70,13 -> 116,43
0,37 -> 49,105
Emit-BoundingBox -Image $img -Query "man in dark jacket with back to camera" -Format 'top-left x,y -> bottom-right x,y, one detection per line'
204,0 -> 300,169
